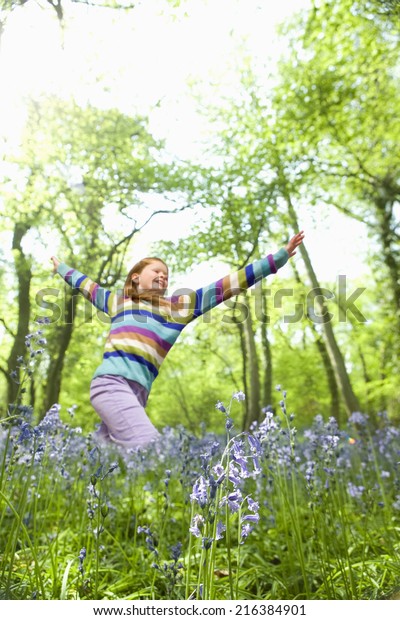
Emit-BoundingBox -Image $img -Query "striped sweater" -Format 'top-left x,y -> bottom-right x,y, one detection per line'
57,247 -> 289,392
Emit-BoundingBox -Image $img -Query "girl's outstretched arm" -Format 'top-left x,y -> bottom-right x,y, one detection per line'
51,257 -> 116,316
181,231 -> 305,322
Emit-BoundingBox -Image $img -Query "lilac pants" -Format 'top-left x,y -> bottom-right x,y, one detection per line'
89,374 -> 160,450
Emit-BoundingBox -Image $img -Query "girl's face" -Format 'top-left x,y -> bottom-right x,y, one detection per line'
133,260 -> 169,295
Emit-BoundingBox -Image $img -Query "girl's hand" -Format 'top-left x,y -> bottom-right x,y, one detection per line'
285,231 -> 305,258
50,256 -> 60,274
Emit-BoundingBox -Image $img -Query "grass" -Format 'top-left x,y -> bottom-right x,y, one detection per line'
1,386 -> 400,600
1,324 -> 400,600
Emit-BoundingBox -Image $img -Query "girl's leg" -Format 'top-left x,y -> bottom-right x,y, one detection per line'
89,374 -> 160,449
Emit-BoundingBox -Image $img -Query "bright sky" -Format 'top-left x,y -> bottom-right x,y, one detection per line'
0,0 -> 369,289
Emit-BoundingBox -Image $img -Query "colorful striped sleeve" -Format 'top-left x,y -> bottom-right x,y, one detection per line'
56,263 -> 117,316
186,247 -> 289,321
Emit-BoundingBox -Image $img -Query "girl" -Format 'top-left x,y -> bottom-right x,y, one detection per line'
51,230 -> 304,450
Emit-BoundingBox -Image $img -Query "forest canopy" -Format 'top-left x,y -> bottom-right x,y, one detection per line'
0,0 -> 399,434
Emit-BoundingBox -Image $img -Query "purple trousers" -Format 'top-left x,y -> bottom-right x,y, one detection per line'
90,374 -> 160,450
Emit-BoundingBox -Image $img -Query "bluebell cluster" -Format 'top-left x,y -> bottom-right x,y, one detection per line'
1,324 -> 400,599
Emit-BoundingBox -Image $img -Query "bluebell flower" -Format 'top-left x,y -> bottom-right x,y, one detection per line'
145,535 -> 158,555
170,542 -> 182,561
215,401 -> 226,413
242,513 -> 260,524
248,434 -> 262,455
139,527 -> 158,556
232,391 -> 245,402
347,482 -> 365,499
349,412 -> 368,426
240,523 -> 254,542
251,455 -> 262,476
67,405 -> 77,418
17,422 -> 33,443
190,476 -> 208,508
221,490 -> 242,513
101,462 -> 119,480
247,497 -> 259,513
225,417 -> 234,432
210,441 -> 220,456
137,525 -> 151,535
208,474 -> 217,499
213,463 -> 225,485
78,547 -> 87,575
202,537 -> 213,550
189,514 -> 204,537
200,453 -> 211,474
305,461 -> 315,484
216,521 -> 226,540
228,463 -> 242,486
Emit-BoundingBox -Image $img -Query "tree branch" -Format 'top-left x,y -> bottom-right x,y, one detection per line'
0,317 -> 16,339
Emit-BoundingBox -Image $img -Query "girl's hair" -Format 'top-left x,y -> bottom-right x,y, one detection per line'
124,257 -> 170,306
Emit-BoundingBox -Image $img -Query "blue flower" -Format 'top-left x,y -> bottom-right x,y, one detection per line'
213,463 -> 225,485
241,523 -> 254,542
247,497 -> 259,513
137,526 -> 151,535
242,513 -> 259,524
221,489 -> 242,513
215,401 -> 226,413
216,521 -> 226,540
189,514 -> 204,538
248,434 -> 262,455
232,391 -> 245,402
347,482 -> 365,499
225,417 -> 234,431
228,463 -> 242,486
202,537 -> 213,550
349,412 -> 368,426
78,547 -> 86,575
209,474 -> 217,499
190,476 -> 208,508
170,542 -> 182,562
17,422 -> 33,443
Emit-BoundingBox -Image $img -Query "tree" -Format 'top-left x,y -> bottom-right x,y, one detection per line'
0,96 -> 192,415
274,0 -> 400,328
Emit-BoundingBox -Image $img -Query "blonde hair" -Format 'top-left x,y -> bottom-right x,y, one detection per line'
124,257 -> 170,307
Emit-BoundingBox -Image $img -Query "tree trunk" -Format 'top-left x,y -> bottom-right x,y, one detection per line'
286,198 -> 361,417
42,290 -> 79,416
6,222 -> 32,406
375,180 -> 400,329
234,309 -> 249,429
241,293 -> 261,430
313,331 -> 341,423
290,261 -> 342,422
259,284 -> 273,411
